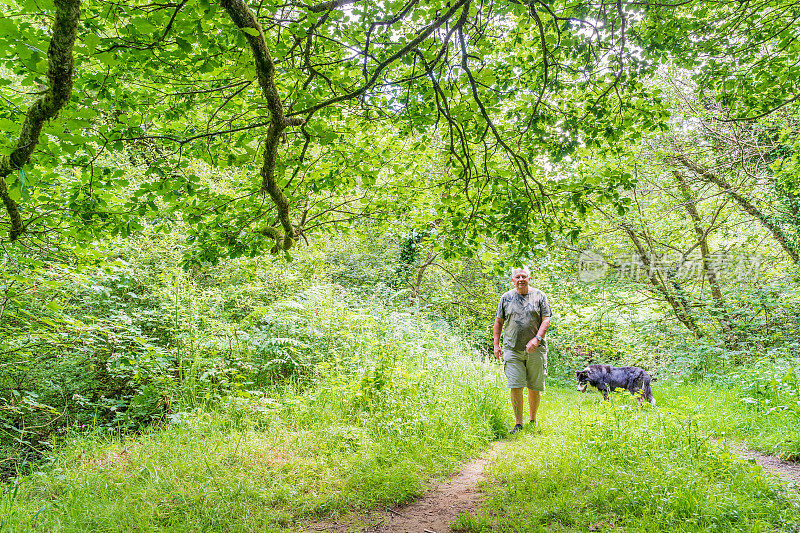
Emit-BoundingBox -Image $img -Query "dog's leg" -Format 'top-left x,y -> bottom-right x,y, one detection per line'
642,378 -> 656,406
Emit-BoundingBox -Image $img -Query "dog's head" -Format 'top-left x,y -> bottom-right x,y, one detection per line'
576,368 -> 590,392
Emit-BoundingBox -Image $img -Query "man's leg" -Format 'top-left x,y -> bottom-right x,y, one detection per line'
526,350 -> 546,425
528,389 -> 541,422
510,388 -> 525,426
504,351 -> 526,431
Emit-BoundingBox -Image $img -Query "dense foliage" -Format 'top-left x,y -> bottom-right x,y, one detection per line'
1,0 -> 800,530
1,0 -> 798,259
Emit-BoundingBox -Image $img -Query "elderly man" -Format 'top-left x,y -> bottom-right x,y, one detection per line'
493,267 -> 552,434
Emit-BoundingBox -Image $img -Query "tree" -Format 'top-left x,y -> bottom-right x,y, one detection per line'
1,0 -> 797,262
0,0 -> 664,258
566,70 -> 799,340
0,0 -> 80,241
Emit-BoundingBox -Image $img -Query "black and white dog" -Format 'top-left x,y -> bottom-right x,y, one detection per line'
576,364 -> 656,406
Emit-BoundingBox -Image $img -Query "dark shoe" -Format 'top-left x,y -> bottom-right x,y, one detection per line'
529,419 -> 537,428
509,423 -> 524,434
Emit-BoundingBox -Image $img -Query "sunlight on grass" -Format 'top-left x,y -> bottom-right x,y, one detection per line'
668,382 -> 800,461
1,304 -> 509,532
5,352 -> 800,532
455,386 -> 800,533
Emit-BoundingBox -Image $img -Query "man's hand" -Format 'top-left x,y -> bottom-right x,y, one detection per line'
493,317 -> 504,362
525,337 -> 540,353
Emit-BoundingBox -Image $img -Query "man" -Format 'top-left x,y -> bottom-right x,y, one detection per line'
493,266 -> 552,434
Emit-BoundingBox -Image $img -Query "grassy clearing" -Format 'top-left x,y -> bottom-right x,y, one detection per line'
455,386 -> 800,533
0,293 -> 509,532
671,375 -> 800,460
1,357 -> 507,532
5,334 -> 799,533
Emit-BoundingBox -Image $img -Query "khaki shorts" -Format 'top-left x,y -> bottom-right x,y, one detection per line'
503,348 -> 547,391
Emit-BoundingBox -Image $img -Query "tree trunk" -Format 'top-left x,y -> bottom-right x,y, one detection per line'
621,223 -> 704,338
675,155 -> 799,263
673,170 -> 736,342
0,0 -> 81,241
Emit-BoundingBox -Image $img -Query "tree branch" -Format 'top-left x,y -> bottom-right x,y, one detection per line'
288,0 -> 471,117
307,0 -> 359,13
673,170 -> 734,337
0,0 -> 81,242
674,154 -> 799,263
97,0 -> 188,54
220,0 -> 307,250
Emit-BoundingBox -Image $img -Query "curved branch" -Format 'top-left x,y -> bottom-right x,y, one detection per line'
220,0 -> 306,248
457,23 -> 546,210
308,0 -> 359,13
675,155 -> 799,263
97,0 -> 188,54
528,5 -> 548,116
0,0 -> 81,242
718,93 -> 800,123
288,0 -> 471,117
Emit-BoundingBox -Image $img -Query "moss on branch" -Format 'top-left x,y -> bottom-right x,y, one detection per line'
220,0 -> 306,250
0,0 -> 81,241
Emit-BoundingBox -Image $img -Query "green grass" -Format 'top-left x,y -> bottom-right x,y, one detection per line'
4,367 -> 800,532
454,386 -> 800,532
670,381 -> 800,460
0,350 -> 508,532
1,284 -> 512,532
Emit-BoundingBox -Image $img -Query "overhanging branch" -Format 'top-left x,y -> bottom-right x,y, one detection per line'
0,0 -> 81,242
288,0 -> 471,118
220,0 -> 306,250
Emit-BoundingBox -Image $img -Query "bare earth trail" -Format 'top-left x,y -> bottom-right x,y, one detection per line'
306,437 -> 799,533
306,441 -> 507,533
730,444 -> 800,487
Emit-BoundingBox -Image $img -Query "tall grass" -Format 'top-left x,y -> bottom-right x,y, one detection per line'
664,379 -> 800,461
1,286 -> 507,532
455,387 -> 800,532
6,276 -> 798,532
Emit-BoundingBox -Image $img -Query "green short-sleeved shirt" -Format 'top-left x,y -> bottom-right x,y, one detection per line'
495,289 -> 552,352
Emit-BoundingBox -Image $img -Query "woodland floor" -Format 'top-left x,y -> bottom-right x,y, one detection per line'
728,444 -> 800,487
305,442 -> 507,533
304,437 -> 799,533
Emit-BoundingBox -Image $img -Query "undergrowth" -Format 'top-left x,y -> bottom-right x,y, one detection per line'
674,377 -> 800,461
0,287 -> 507,532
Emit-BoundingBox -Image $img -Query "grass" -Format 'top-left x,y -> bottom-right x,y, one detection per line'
4,351 -> 800,532
454,385 -> 800,532
671,382 -> 800,461
0,346 -> 508,532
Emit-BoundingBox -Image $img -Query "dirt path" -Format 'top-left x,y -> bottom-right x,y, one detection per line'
731,445 -> 800,487
306,437 -> 798,533
306,441 -> 506,533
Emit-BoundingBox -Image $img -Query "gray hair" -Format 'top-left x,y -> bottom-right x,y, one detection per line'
511,266 -> 531,278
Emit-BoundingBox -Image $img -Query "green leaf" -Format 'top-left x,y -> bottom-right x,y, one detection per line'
96,51 -> 119,67
83,33 -> 100,54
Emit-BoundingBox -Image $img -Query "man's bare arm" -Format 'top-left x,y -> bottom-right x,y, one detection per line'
537,316 -> 551,339
526,315 -> 552,353
493,317 -> 504,359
